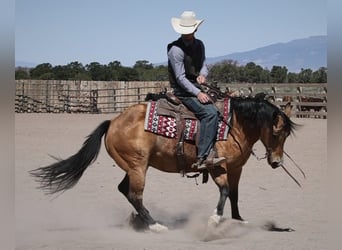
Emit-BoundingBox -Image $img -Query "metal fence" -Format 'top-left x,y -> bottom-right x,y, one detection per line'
15,80 -> 327,118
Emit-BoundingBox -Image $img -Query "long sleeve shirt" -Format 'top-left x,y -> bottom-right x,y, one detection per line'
168,41 -> 208,97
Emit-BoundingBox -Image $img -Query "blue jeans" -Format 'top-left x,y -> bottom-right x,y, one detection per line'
179,97 -> 219,159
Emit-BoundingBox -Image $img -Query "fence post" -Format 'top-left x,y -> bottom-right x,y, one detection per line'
90,89 -> 98,113
271,86 -> 277,102
113,88 -> 116,112
248,86 -> 253,96
137,87 -> 141,103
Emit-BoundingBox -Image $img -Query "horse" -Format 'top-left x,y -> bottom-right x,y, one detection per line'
30,95 -> 297,232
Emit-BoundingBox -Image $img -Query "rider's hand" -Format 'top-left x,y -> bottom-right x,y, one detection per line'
197,92 -> 211,103
196,75 -> 206,84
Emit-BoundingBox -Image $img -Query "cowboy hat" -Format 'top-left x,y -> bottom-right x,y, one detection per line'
171,11 -> 204,35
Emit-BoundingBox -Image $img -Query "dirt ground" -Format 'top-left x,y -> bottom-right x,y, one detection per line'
15,113 -> 328,250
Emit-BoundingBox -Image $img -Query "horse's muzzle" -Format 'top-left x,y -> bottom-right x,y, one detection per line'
271,161 -> 281,169
267,152 -> 283,169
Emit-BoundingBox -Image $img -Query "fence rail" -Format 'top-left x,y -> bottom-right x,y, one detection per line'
15,80 -> 327,119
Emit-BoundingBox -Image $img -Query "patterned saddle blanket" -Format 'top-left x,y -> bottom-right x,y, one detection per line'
144,97 -> 232,141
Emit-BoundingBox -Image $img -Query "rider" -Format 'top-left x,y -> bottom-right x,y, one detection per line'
167,11 -> 226,170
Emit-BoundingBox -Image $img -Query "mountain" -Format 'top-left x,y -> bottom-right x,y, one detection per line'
206,35 -> 326,73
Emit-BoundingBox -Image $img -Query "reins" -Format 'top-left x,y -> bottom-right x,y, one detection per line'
284,151 -> 306,179
279,163 -> 302,188
254,148 -> 305,188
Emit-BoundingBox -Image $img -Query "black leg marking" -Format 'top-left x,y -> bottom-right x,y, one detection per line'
127,195 -> 156,226
216,185 -> 229,216
118,174 -> 129,197
118,174 -> 156,228
229,188 -> 244,221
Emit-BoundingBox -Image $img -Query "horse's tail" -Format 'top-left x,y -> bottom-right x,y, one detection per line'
30,120 -> 111,195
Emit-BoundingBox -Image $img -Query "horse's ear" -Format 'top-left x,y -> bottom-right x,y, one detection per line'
284,102 -> 292,117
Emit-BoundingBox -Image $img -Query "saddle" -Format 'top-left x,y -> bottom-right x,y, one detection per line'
156,95 -> 196,120
156,97 -> 196,165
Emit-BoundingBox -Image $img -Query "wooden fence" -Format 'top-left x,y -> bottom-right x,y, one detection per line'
15,80 -> 327,119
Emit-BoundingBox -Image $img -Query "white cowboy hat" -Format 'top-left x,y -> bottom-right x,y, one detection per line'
171,11 -> 204,35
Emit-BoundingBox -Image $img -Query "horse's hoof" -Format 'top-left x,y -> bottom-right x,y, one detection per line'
148,223 -> 169,233
235,219 -> 249,224
208,214 -> 222,227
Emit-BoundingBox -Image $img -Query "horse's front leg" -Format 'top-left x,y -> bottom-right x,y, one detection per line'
209,184 -> 229,227
209,168 -> 229,226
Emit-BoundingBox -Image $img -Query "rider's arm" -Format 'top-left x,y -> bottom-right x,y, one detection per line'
167,46 -> 201,97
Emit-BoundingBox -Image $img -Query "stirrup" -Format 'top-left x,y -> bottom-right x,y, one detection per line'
204,156 -> 226,167
191,158 -> 205,170
191,157 -> 226,170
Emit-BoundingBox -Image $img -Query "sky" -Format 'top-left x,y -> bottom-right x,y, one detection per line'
15,0 -> 327,67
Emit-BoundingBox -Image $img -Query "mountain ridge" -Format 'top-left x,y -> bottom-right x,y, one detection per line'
206,35 -> 326,72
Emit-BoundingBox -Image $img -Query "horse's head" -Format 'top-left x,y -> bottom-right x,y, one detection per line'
260,102 -> 294,169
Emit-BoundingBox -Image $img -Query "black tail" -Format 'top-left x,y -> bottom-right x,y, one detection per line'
30,120 -> 111,195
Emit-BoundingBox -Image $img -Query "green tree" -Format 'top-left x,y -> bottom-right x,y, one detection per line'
66,61 -> 88,80
311,67 -> 327,83
259,68 -> 270,83
133,60 -> 153,70
86,62 -> 111,81
38,72 -> 55,80
208,60 -> 239,83
244,62 -> 264,83
298,68 -> 313,83
133,60 -> 154,80
117,67 -> 139,81
107,60 -> 123,80
30,63 -> 53,79
15,68 -> 30,79
270,66 -> 288,83
108,60 -> 122,68
152,65 -> 168,81
287,72 -> 299,83
52,65 -> 70,80
51,62 -> 87,80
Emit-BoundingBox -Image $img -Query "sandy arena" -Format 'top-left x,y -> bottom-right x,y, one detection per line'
15,113 -> 327,249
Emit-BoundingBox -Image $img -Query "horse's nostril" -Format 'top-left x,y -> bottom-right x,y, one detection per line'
271,162 -> 280,169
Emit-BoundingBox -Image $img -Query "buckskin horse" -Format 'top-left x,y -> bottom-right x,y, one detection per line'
30,94 -> 298,232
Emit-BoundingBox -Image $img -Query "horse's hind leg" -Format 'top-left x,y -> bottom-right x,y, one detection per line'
118,173 -> 168,232
118,174 -> 155,226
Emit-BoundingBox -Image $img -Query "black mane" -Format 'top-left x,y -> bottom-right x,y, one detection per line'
230,96 -> 296,134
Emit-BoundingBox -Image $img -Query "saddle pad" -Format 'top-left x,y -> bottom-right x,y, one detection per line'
144,98 -> 232,141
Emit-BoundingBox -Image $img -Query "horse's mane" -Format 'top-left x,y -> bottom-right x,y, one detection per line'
230,96 -> 297,134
